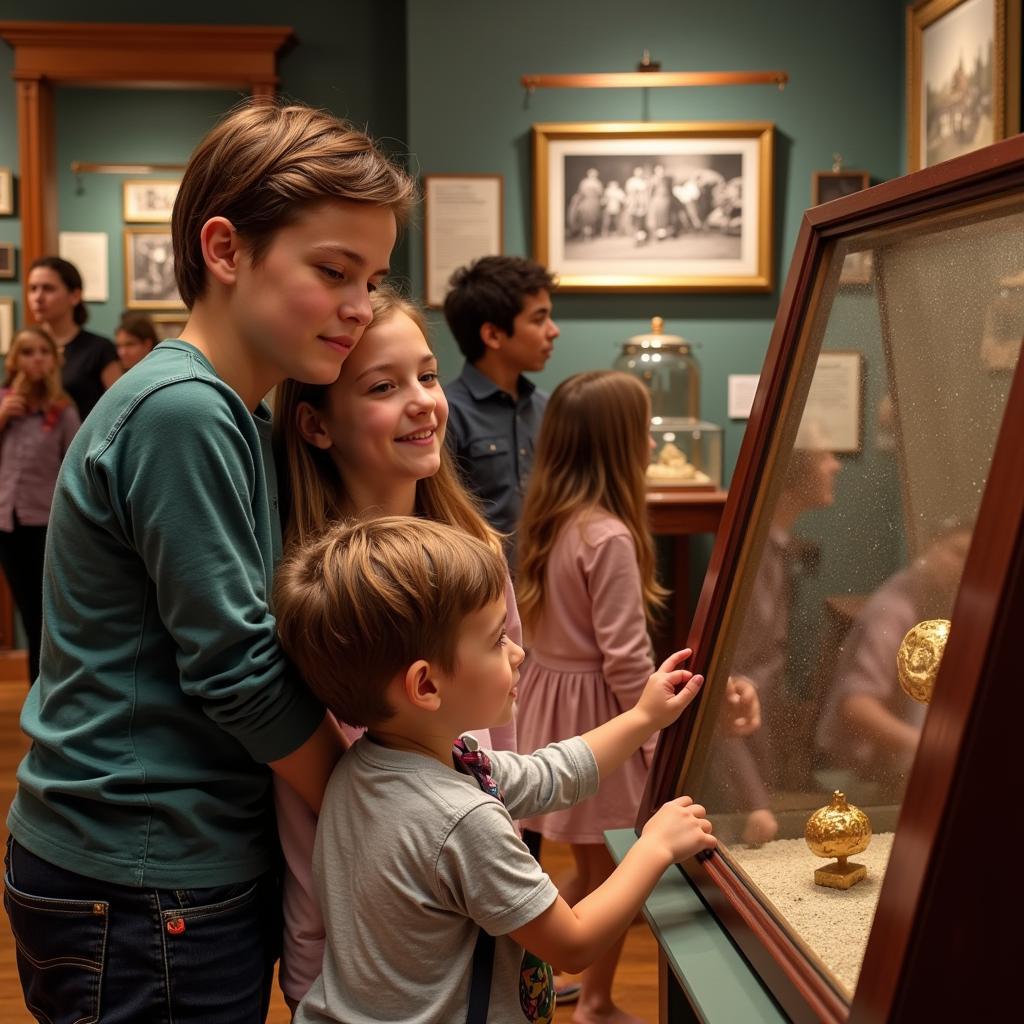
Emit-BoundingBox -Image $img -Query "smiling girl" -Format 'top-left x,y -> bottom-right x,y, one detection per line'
0,327 -> 79,682
273,285 -> 522,1007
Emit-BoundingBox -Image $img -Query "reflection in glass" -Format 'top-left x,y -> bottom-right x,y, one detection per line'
681,202 -> 1024,997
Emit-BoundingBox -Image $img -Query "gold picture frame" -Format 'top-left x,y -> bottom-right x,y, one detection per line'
122,179 -> 180,223
0,297 -> 15,354
0,167 -> 13,216
907,0 -> 1022,171
123,227 -> 184,310
532,121 -> 774,293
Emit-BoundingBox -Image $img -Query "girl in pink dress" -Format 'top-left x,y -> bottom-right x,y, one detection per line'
516,369 -> 668,1024
272,286 -> 522,1009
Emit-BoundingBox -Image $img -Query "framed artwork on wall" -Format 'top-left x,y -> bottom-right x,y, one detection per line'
0,298 -> 14,354
0,167 -> 12,216
0,243 -> 16,280
812,170 -> 874,285
423,174 -> 503,308
123,179 -> 180,223
124,228 -> 184,310
532,121 -> 774,293
812,170 -> 869,206
907,0 -> 1023,171
151,312 -> 189,340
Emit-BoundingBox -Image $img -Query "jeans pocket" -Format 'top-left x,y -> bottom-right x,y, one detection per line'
3,872 -> 108,1024
160,878 -> 276,1023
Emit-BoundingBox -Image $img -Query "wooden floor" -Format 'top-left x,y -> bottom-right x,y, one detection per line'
0,665 -> 658,1022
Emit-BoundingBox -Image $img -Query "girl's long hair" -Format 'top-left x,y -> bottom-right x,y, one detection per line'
274,285 -> 500,553
3,327 -> 72,409
517,370 -> 667,630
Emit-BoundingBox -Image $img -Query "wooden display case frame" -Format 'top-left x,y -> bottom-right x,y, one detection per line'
639,133 -> 1024,1023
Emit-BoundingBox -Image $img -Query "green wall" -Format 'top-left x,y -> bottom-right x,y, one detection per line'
405,0 -> 906,482
0,0 -> 409,338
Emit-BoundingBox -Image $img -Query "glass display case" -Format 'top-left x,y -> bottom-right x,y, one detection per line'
647,417 -> 722,489
640,134 -> 1024,1023
614,317 -> 701,421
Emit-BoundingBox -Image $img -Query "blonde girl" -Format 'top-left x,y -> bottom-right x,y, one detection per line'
273,285 -> 522,1008
0,327 -> 80,681
515,369 -> 667,1024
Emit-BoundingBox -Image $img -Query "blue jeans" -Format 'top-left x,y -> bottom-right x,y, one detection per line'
4,837 -> 281,1024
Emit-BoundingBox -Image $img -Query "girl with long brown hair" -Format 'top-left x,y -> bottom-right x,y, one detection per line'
0,327 -> 80,682
516,370 -> 679,1024
273,284 -> 523,1008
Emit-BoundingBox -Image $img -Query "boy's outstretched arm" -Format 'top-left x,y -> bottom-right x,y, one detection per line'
509,795 -> 716,973
582,649 -> 703,782
269,713 -> 347,814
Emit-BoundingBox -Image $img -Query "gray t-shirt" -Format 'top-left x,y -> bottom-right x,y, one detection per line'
295,734 -> 599,1024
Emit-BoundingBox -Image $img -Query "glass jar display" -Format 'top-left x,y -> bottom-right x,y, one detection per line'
647,417 -> 722,489
614,316 -> 701,421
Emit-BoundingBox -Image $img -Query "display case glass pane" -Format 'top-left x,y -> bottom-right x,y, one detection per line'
676,197 -> 1024,998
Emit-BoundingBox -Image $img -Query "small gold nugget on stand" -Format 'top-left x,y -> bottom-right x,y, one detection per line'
805,791 -> 872,890
896,618 -> 950,704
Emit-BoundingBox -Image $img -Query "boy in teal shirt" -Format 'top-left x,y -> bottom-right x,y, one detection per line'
5,100 -> 414,1023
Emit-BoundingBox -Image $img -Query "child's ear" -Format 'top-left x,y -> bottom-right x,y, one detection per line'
295,401 -> 334,450
404,660 -> 442,712
479,322 -> 506,352
200,216 -> 242,287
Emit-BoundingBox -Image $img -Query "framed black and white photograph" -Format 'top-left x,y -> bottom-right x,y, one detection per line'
123,179 -> 180,223
0,167 -> 13,216
0,298 -> 14,355
151,312 -> 189,340
532,121 -> 774,292
907,0 -> 1022,170
0,243 -> 15,280
124,228 -> 184,309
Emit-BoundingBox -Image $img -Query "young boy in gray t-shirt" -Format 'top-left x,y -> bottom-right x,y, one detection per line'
274,517 -> 716,1023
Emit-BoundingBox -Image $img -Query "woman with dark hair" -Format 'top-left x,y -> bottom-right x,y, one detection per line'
27,256 -> 121,419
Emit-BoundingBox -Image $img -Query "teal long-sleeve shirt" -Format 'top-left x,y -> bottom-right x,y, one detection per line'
9,341 -> 324,888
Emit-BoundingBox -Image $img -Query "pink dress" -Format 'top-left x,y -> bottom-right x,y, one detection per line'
517,509 -> 654,843
275,574 -> 522,1004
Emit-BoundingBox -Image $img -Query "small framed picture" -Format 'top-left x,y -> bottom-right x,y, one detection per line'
0,167 -> 13,216
812,171 -> 873,286
811,170 -> 869,207
0,298 -> 14,354
151,312 -> 189,340
0,242 -> 15,280
124,228 -> 184,309
123,179 -> 180,223
423,174 -> 504,308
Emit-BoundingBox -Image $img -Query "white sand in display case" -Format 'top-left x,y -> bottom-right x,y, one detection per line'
727,832 -> 894,996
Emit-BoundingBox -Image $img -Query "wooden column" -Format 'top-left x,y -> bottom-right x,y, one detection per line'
15,73 -> 56,310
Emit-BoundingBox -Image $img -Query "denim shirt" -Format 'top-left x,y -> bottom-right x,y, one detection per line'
443,362 -> 548,556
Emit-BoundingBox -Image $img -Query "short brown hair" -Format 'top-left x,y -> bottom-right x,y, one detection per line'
172,99 -> 417,308
116,312 -> 159,347
274,516 -> 506,727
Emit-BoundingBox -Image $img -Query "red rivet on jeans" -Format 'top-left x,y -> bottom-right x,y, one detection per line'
166,917 -> 186,935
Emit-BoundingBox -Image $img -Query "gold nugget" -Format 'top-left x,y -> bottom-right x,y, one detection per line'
805,791 -> 872,890
896,618 -> 951,704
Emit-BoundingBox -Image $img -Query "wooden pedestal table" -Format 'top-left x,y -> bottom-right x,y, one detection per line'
646,487 -> 728,653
